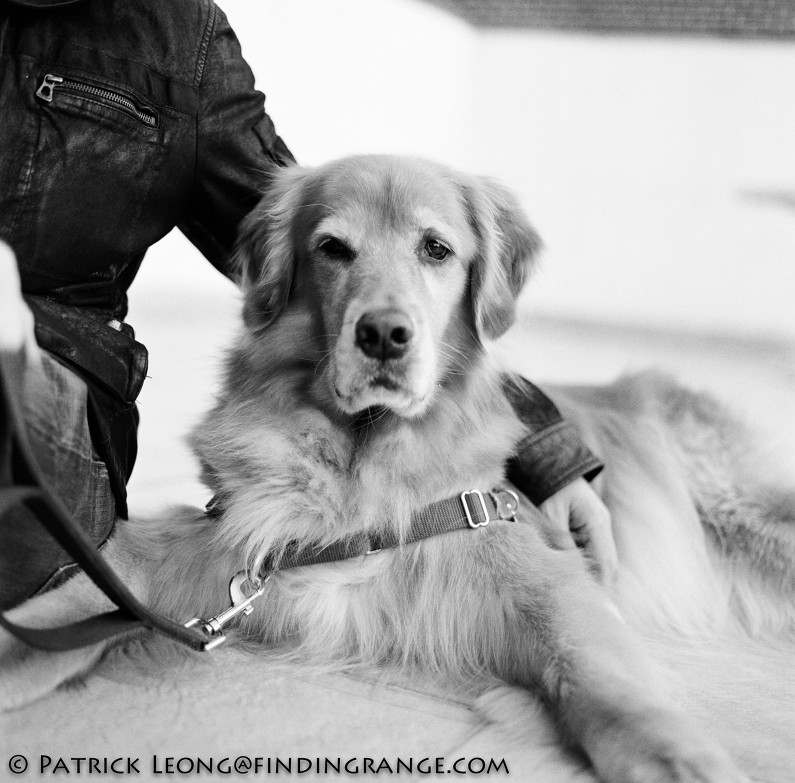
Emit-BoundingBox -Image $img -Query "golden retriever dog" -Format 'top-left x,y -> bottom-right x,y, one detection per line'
2,155 -> 793,782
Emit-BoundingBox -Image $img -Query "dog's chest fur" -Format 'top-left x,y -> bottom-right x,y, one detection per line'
192,357 -> 524,570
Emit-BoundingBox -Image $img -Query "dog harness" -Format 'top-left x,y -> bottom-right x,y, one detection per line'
186,489 -> 520,649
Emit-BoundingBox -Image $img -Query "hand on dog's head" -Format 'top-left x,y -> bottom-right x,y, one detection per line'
232,155 -> 541,419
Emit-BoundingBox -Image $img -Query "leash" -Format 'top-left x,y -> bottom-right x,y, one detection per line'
0,348 -> 210,652
185,488 -> 520,650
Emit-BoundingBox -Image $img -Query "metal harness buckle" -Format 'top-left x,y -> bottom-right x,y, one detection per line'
489,488 -> 520,522
461,489 -> 490,529
184,571 -> 268,651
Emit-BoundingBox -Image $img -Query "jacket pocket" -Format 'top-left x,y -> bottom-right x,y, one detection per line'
14,64 -> 168,292
36,73 -> 159,128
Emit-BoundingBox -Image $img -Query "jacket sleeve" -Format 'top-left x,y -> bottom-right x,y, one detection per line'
504,375 -> 603,506
178,3 -> 295,273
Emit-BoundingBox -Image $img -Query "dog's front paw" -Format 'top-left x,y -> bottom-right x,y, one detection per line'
0,573 -> 121,711
586,709 -> 748,783
0,626 -> 104,711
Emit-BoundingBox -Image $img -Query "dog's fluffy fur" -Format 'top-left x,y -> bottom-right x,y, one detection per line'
2,155 -> 793,783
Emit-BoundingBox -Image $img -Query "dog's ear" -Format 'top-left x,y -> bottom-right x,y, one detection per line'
233,164 -> 311,329
462,177 -> 542,340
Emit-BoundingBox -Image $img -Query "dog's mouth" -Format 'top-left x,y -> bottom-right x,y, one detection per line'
371,374 -> 401,392
333,372 -> 429,418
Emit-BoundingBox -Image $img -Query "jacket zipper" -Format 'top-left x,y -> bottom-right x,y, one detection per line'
36,73 -> 158,128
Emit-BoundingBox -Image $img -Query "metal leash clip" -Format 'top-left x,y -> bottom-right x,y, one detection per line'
184,570 -> 268,651
489,488 -> 520,522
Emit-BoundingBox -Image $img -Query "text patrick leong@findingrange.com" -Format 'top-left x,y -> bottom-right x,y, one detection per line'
27,755 -> 510,775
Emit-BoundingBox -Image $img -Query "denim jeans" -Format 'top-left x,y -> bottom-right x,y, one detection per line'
0,351 -> 115,609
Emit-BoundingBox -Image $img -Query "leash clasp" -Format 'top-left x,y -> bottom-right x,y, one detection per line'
184,571 -> 268,651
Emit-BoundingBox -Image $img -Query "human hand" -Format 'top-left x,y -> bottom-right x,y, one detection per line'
538,478 -> 618,586
0,240 -> 39,365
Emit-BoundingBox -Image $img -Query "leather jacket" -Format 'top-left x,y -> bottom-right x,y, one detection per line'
0,0 -> 601,517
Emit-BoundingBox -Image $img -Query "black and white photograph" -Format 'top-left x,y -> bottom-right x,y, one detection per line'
1,1 -> 793,781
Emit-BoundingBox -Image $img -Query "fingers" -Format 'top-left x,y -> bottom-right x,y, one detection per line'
0,241 -> 39,365
512,479 -> 619,587
0,241 -> 24,351
536,490 -> 578,552
570,488 -> 618,588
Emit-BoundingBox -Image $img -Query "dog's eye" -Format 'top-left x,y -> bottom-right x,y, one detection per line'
318,237 -> 353,260
424,239 -> 451,262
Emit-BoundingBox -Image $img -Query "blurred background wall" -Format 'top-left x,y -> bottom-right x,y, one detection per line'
131,0 -> 795,341
126,0 -> 795,504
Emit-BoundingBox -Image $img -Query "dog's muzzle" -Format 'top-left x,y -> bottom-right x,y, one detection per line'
333,302 -> 432,416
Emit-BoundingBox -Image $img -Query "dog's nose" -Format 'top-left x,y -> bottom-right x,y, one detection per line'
355,309 -> 414,360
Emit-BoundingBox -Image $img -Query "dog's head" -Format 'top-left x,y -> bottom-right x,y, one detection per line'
234,155 -> 541,418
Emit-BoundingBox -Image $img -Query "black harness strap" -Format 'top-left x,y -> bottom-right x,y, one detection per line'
0,349 -> 208,652
256,489 -> 519,578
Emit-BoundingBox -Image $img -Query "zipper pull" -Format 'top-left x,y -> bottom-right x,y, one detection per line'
36,74 -> 64,102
